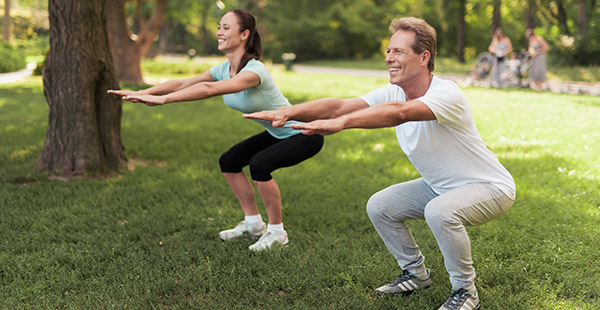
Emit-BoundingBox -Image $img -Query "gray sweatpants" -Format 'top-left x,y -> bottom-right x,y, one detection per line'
366,178 -> 514,291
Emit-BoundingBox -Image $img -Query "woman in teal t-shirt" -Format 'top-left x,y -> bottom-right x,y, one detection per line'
109,9 -> 323,251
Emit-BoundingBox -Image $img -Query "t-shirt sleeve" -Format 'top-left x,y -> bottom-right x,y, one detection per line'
417,80 -> 469,126
360,84 -> 405,106
240,61 -> 267,85
209,62 -> 228,81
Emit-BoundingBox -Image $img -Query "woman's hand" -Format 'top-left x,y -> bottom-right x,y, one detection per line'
107,89 -> 141,97
123,94 -> 168,106
243,108 -> 289,127
290,118 -> 345,136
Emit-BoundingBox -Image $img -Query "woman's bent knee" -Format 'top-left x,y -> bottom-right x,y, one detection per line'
249,159 -> 273,182
219,150 -> 241,173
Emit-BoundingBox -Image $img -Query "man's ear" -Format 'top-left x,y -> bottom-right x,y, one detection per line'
421,50 -> 431,67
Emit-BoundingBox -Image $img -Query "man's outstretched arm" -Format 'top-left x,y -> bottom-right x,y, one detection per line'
243,97 -> 369,127
291,100 -> 436,135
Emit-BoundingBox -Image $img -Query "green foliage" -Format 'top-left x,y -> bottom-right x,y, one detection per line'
162,0 -> 223,55
261,0 -> 392,61
14,36 -> 49,57
1,70 -> 600,309
0,41 -> 26,73
550,31 -> 600,66
0,1 -> 49,41
141,59 -> 213,76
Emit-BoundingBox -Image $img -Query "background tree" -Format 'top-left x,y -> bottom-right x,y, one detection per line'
578,0 -> 587,34
525,0 -> 536,29
492,0 -> 501,31
105,0 -> 168,83
2,0 -> 9,41
457,0 -> 466,62
38,0 -> 126,176
160,0 -> 222,55
261,0 -> 393,61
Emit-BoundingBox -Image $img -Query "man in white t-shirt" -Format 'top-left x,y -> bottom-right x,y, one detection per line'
245,17 -> 515,310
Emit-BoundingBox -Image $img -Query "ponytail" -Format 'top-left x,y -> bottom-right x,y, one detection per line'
231,9 -> 263,73
238,30 -> 262,74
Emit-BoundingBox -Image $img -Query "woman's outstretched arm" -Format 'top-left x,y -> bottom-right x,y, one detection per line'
112,71 -> 260,106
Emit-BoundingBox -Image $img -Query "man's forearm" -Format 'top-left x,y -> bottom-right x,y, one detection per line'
283,97 -> 346,122
340,102 -> 406,130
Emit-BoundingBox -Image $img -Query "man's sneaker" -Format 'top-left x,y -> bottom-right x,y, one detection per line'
219,220 -> 266,241
375,269 -> 432,295
248,229 -> 288,251
438,288 -> 480,310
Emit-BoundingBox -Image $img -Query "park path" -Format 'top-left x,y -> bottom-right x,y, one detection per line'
293,64 -> 600,96
0,62 -> 36,84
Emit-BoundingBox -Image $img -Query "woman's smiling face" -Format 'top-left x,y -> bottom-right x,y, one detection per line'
216,12 -> 248,52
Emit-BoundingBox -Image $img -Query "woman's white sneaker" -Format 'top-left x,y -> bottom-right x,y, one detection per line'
248,229 -> 289,251
219,220 -> 266,241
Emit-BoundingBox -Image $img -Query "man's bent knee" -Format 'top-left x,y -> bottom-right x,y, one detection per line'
366,193 -> 387,220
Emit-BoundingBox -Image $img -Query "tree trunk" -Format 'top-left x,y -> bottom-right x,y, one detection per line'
578,0 -> 587,34
556,0 -> 571,35
492,0 -> 501,32
526,0 -> 536,29
105,0 -> 168,83
159,20 -> 170,55
457,0 -> 466,63
2,0 -> 10,41
38,0 -> 126,176
105,0 -> 143,83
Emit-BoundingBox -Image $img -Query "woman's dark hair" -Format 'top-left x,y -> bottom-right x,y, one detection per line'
231,9 -> 262,73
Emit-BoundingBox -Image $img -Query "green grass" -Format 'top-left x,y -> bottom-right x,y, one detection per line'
1,67 -> 599,309
301,57 -> 600,83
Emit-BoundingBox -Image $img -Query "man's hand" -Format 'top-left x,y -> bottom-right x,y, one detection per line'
290,118 -> 345,136
243,108 -> 289,127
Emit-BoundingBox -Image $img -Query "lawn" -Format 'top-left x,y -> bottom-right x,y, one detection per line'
1,66 -> 599,309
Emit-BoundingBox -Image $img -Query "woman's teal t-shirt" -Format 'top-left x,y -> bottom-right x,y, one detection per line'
209,59 -> 301,139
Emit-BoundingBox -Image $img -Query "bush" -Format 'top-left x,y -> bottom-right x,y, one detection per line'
0,42 -> 26,73
550,32 -> 600,66
33,52 -> 47,76
141,59 -> 213,75
14,36 -> 50,57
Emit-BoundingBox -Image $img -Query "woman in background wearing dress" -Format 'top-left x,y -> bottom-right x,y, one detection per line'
526,28 -> 550,91
488,28 -> 513,88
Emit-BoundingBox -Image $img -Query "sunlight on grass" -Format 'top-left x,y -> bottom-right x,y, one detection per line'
10,148 -> 33,159
1,68 -> 599,309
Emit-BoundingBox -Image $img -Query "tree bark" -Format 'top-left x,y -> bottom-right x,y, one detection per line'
525,0 -> 536,30
457,0 -> 466,63
2,0 -> 10,41
492,0 -> 501,32
38,0 -> 126,176
105,0 -> 168,83
578,0 -> 587,34
555,0 -> 571,35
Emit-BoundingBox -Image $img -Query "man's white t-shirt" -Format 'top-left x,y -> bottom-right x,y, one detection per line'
360,76 -> 516,199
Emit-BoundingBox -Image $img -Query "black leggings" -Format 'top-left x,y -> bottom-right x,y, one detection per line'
219,131 -> 324,181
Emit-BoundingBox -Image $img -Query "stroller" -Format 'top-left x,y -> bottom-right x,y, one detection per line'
471,52 -> 494,80
501,51 -> 532,86
469,51 -> 532,87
